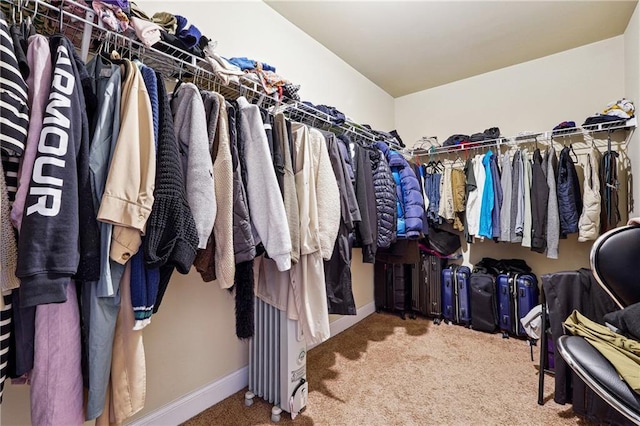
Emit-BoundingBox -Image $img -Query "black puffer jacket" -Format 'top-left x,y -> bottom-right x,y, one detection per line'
370,147 -> 397,248
557,146 -> 582,237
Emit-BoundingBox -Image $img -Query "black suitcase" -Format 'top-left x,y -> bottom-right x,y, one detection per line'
470,273 -> 498,333
411,254 -> 445,322
374,262 -> 411,319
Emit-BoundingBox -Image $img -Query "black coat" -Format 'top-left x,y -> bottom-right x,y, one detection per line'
531,148 -> 549,252
371,148 -> 397,248
556,147 -> 582,237
542,269 -> 625,424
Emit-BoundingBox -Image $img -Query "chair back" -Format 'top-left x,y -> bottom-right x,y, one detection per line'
590,225 -> 640,309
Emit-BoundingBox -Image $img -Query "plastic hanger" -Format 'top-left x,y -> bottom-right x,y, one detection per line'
569,144 -> 579,164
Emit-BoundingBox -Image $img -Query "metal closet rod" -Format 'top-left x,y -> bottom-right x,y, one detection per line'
410,117 -> 637,157
6,0 -> 378,144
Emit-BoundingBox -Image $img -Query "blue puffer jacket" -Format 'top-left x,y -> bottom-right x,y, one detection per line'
376,142 -> 425,239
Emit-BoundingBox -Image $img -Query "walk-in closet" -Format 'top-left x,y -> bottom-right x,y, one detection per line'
2,1 -> 640,425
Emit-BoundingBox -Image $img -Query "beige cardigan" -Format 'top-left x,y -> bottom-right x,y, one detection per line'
212,94 -> 235,288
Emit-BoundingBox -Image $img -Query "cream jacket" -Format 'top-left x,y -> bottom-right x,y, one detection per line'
97,61 -> 155,264
578,148 -> 602,242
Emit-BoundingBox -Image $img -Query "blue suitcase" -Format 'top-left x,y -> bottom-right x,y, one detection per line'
497,273 -> 539,337
442,265 -> 471,325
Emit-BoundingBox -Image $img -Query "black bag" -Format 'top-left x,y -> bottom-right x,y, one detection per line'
470,273 -> 498,333
473,257 -> 531,276
425,227 -> 461,256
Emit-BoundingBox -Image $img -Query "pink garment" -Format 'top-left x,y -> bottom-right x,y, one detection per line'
130,17 -> 161,48
11,35 -> 53,231
30,282 -> 84,426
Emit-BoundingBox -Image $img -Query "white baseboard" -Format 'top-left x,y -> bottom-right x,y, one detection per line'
309,301 -> 376,351
129,301 -> 376,425
128,366 -> 249,426
330,301 -> 375,337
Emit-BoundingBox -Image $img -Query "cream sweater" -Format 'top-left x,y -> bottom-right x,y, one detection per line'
212,94 -> 235,288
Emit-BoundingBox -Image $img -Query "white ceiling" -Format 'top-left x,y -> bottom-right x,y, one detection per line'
266,1 -> 638,97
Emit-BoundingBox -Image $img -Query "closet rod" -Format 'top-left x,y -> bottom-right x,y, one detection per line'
5,0 -> 379,144
409,117 -> 637,158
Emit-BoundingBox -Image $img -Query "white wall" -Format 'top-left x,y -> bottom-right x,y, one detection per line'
394,36 -> 629,276
625,4 -> 640,216
1,1 -> 393,425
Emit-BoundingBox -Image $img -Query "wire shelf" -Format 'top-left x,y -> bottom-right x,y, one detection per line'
410,117 -> 637,158
3,0 -> 379,144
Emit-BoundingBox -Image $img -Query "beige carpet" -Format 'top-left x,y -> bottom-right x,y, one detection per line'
183,312 -> 591,426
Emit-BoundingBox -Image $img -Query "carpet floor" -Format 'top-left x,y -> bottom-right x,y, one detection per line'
183,312 -> 591,426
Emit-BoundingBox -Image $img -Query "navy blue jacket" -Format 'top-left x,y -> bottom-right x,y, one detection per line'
557,146 -> 582,237
376,142 -> 424,239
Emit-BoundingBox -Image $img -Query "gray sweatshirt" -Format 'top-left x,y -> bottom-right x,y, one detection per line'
171,83 -> 215,249
545,147 -> 560,259
237,97 -> 291,271
499,152 -> 512,242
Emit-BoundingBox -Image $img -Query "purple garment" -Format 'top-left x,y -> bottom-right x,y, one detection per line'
31,282 -> 84,426
11,35 -> 52,231
101,0 -> 130,10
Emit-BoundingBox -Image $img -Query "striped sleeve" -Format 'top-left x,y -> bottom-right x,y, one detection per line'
0,12 -> 29,156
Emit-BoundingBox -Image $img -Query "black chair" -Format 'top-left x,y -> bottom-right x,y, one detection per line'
556,225 -> 640,425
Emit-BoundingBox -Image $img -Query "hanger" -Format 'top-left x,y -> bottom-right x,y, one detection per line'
568,143 -> 579,164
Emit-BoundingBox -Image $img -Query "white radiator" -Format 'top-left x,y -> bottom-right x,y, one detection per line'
246,298 -> 308,422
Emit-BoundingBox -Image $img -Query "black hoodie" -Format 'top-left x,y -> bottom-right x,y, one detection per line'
17,36 -> 99,307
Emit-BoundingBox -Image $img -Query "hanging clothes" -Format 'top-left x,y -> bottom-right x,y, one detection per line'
322,131 -> 358,315
499,152 -> 512,242
209,94 -> 235,288
83,54 -> 124,421
557,146 -> 583,237
578,148 -> 602,242
463,158 -> 476,243
228,101 -> 255,339
371,147 -> 395,248
130,64 -> 160,330
521,149 -> 533,247
451,168 -> 466,232
353,142 -> 377,262
468,154 -> 485,238
5,31 -> 50,382
478,150 -> 495,239
510,150 -> 523,243
143,71 -> 199,314
0,160 -> 18,403
99,262 -> 146,425
425,170 -> 442,225
600,147 -> 620,233
16,36 -> 93,307
377,141 -> 424,239
0,11 -> 29,159
288,125 -> 340,345
489,152 -> 502,239
438,166 -> 454,223
237,96 -> 292,271
97,59 -> 156,265
530,148 -> 549,253
170,82 -> 215,250
31,282 -> 84,426
545,146 -> 560,259
275,113 -> 299,264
